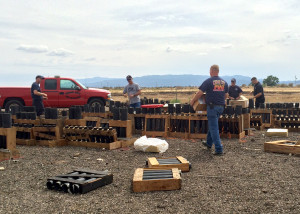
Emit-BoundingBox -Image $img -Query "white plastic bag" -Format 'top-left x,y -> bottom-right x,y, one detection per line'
134,136 -> 169,153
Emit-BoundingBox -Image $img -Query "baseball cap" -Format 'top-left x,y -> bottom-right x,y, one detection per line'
126,75 -> 132,80
36,75 -> 45,79
231,78 -> 236,82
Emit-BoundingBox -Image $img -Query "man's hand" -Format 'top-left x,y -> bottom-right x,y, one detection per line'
236,96 -> 240,100
42,93 -> 47,97
129,94 -> 135,98
123,94 -> 128,98
249,91 -> 253,95
229,96 -> 234,100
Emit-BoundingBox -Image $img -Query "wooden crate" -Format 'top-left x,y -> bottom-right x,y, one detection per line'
142,114 -> 170,137
147,156 -> 191,172
169,115 -> 190,138
109,120 -> 132,138
132,168 -> 181,193
33,126 -> 65,147
264,140 -> 300,155
15,126 -> 35,145
189,114 -> 208,139
0,127 -> 20,160
250,109 -> 274,128
219,115 -> 245,139
250,116 -> 264,130
128,114 -> 145,135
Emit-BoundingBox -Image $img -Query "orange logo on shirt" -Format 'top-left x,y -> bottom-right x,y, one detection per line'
213,80 -> 225,91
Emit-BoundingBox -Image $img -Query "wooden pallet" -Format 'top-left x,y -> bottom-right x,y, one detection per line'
132,168 -> 181,193
109,120 -> 132,138
147,156 -> 191,172
32,126 -> 65,147
264,140 -> 300,155
143,114 -> 170,137
219,115 -> 245,139
35,139 -> 67,147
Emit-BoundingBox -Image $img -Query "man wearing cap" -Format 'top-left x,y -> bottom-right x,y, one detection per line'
250,77 -> 265,108
190,65 -> 229,155
228,78 -> 243,100
123,75 -> 142,108
31,75 -> 47,116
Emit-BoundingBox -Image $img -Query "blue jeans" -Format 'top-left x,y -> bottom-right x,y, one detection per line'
206,105 -> 224,153
130,102 -> 141,108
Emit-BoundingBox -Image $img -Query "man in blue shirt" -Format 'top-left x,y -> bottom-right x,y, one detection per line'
228,78 -> 243,100
31,75 -> 48,116
190,65 -> 229,155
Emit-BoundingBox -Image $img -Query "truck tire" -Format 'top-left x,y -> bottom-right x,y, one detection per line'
5,100 -> 24,112
88,98 -> 104,108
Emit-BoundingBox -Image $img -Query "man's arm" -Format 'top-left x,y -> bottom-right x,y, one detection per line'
236,92 -> 242,100
129,90 -> 141,98
190,90 -> 204,106
33,90 -> 47,98
254,92 -> 262,99
225,93 -> 229,100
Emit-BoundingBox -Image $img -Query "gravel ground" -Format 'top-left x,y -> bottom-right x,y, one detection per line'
1,131 -> 300,214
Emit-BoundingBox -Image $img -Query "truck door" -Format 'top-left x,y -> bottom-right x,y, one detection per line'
42,79 -> 59,107
58,79 -> 85,107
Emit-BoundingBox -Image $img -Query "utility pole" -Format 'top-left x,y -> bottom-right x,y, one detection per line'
295,75 -> 297,87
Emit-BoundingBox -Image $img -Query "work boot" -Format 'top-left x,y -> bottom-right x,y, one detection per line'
202,141 -> 211,149
213,152 -> 224,156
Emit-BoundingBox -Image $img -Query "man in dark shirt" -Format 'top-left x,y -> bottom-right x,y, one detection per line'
228,78 -> 243,100
250,77 -> 265,108
190,65 -> 229,155
31,75 -> 47,116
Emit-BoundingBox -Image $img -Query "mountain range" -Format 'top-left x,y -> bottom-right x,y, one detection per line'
77,75 -> 299,88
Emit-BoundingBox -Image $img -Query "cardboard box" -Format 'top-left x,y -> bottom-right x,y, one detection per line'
229,95 -> 249,108
193,94 -> 207,111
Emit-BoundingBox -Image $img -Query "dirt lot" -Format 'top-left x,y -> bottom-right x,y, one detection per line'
1,131 -> 300,214
112,87 -> 300,104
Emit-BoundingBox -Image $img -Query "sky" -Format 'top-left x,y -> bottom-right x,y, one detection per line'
0,0 -> 299,86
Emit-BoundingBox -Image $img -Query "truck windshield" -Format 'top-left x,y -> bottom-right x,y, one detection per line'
76,80 -> 87,89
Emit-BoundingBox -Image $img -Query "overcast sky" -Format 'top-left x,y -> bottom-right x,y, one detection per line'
0,0 -> 299,86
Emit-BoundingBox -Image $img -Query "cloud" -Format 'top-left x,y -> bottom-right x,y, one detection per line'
17,44 -> 48,53
221,44 -> 233,49
84,57 -> 97,61
47,48 -> 73,57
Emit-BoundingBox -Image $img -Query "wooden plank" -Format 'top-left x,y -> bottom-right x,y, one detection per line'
119,138 -> 137,148
16,139 -> 36,146
35,139 -> 67,147
13,119 -> 41,125
189,133 -> 207,139
64,119 -> 86,126
67,140 -> 121,150
109,120 -> 131,128
148,157 -> 190,172
0,127 -> 17,151
266,129 -> 288,137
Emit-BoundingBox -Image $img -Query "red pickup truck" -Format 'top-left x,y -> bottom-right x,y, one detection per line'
0,76 -> 112,111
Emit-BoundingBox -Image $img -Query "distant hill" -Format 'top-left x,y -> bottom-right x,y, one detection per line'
77,75 -> 298,88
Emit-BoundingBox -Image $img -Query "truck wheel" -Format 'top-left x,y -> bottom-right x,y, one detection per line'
88,98 -> 104,108
5,100 -> 24,112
